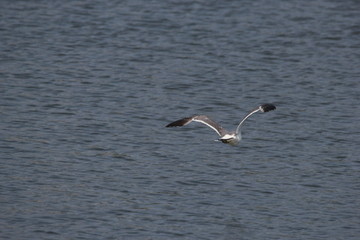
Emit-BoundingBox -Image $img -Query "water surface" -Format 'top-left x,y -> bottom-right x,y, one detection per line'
1,0 -> 359,239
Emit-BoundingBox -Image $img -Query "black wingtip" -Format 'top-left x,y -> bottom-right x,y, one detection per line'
260,104 -> 276,112
166,117 -> 192,127
166,121 -> 178,127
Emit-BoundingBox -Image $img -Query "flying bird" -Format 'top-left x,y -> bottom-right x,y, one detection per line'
166,104 -> 276,145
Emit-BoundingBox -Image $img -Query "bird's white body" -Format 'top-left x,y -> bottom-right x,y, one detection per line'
218,133 -> 241,146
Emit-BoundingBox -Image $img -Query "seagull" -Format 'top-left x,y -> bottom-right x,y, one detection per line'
166,104 -> 276,146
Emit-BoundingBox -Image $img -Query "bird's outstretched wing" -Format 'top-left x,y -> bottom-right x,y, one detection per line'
166,115 -> 227,136
235,104 -> 276,134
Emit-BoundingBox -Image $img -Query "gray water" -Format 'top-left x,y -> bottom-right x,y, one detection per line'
1,0 -> 359,239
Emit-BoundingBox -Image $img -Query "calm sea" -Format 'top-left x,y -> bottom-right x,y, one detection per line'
1,0 -> 359,239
